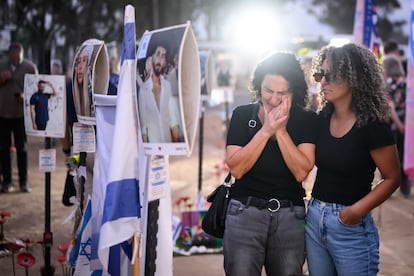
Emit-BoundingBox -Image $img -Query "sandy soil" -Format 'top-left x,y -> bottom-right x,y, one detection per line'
0,110 -> 227,276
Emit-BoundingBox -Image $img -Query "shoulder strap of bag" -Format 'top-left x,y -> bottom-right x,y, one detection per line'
224,103 -> 258,186
222,103 -> 258,189
248,102 -> 259,137
223,172 -> 232,187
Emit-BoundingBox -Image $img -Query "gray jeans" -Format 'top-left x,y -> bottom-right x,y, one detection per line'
223,199 -> 306,276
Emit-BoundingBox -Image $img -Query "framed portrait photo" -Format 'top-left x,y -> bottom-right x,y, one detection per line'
136,22 -> 200,156
24,74 -> 66,138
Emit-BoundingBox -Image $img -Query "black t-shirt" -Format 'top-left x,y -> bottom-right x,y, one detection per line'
226,103 -> 318,206
312,113 -> 395,205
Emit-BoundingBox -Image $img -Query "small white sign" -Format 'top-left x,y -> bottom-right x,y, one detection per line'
39,149 -> 56,172
72,123 -> 96,153
148,155 -> 168,201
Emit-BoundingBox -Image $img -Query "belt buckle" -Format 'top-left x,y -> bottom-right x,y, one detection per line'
268,198 -> 281,212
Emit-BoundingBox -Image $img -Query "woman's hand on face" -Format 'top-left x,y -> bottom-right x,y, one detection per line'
262,95 -> 291,137
276,95 -> 291,132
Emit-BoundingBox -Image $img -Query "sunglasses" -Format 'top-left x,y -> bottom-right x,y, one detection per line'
313,69 -> 334,83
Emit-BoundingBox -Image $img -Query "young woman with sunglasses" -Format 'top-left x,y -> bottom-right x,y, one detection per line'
306,43 -> 401,275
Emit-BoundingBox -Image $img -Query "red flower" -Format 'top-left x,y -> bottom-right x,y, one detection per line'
58,241 -> 70,254
6,242 -> 24,252
17,252 -> 36,268
56,255 -> 66,263
0,212 -> 11,218
175,198 -> 183,205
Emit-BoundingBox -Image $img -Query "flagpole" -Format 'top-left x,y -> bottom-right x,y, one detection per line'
133,235 -> 140,276
97,5 -> 142,274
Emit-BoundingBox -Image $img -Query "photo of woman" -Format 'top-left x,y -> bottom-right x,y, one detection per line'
73,44 -> 93,118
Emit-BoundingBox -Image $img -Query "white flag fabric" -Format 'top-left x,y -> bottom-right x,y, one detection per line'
91,94 -> 117,276
98,5 -> 142,275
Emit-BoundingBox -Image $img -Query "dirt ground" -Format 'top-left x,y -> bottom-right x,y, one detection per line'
0,110 -> 228,276
1,107 -> 414,276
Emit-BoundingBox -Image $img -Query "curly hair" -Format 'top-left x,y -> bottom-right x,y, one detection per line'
311,43 -> 390,127
249,51 -> 309,108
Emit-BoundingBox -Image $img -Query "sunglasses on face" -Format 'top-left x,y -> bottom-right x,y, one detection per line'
313,69 -> 334,83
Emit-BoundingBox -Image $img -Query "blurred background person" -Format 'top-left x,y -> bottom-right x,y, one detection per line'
109,56 -> 120,87
0,42 -> 38,193
383,40 -> 407,75
382,53 -> 409,196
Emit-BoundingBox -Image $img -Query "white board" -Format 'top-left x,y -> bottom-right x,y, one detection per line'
136,22 -> 200,156
24,74 -> 66,138
72,39 -> 109,125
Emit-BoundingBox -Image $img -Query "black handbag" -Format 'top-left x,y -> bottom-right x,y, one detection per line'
62,171 -> 76,206
201,173 -> 232,238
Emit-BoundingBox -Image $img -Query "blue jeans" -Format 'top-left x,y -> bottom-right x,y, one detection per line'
223,199 -> 306,276
305,198 -> 379,276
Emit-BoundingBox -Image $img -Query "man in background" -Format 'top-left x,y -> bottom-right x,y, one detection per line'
0,42 -> 38,193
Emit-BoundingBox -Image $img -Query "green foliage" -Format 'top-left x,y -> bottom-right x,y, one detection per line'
307,0 -> 407,43
1,0 -> 409,71
6,0 -> 197,73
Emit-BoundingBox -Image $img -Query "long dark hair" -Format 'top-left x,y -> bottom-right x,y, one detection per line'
249,51 -> 309,108
312,43 -> 390,126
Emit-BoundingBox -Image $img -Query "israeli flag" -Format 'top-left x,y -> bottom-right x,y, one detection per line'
67,197 -> 92,274
74,198 -> 93,275
98,5 -> 143,275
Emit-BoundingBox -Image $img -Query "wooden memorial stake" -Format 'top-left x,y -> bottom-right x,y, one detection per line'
133,234 -> 140,276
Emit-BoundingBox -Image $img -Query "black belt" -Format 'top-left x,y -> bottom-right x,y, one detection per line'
238,196 -> 293,212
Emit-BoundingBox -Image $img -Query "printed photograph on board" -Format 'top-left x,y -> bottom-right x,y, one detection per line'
24,74 -> 66,138
136,26 -> 186,145
137,23 -> 200,156
72,39 -> 108,125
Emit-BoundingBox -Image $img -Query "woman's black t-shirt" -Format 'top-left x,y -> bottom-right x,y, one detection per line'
226,103 -> 318,206
312,113 -> 395,205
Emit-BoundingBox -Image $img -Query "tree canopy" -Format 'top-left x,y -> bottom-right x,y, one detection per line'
0,0 -> 408,73
307,0 -> 407,43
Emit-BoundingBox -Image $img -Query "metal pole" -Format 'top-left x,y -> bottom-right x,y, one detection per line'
41,137 -> 54,276
41,49 -> 55,276
198,102 -> 205,193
